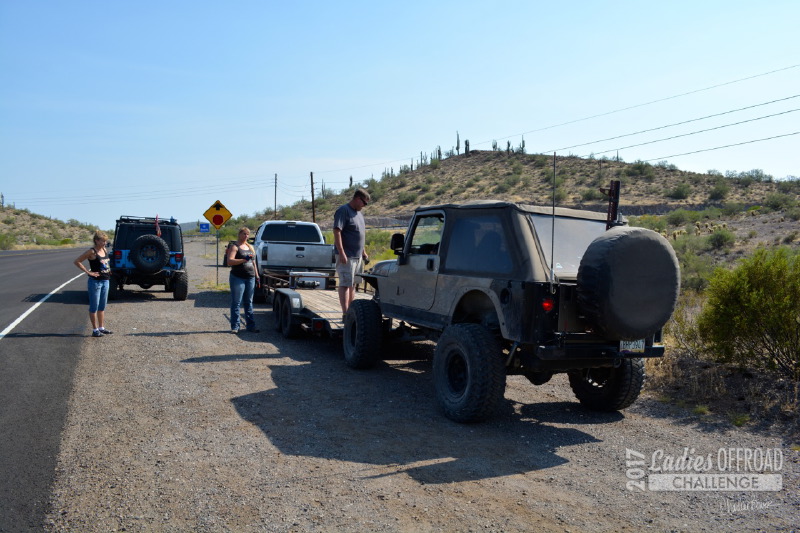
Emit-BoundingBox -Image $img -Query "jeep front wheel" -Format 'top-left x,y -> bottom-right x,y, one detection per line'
567,358 -> 645,411
433,323 -> 506,423
343,299 -> 382,369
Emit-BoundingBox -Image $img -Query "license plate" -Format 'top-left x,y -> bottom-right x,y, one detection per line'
620,339 -> 645,353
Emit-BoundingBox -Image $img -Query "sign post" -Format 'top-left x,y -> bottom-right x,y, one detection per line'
203,200 -> 233,285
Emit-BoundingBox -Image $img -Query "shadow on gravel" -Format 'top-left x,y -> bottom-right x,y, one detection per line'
230,341 -> 600,484
516,402 -> 624,425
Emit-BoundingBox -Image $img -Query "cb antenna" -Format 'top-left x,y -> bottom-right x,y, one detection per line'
549,152 -> 557,293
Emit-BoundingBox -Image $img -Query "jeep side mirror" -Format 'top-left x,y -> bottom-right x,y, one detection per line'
390,233 -> 405,255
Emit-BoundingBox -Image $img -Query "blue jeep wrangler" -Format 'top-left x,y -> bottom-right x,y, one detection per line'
110,216 -> 188,301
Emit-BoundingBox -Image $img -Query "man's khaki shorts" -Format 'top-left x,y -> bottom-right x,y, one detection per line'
336,257 -> 363,288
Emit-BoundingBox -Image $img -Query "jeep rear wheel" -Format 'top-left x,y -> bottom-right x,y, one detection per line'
567,358 -> 645,412
172,272 -> 188,301
433,323 -> 506,423
577,226 -> 680,340
343,299 -> 382,369
130,234 -> 170,274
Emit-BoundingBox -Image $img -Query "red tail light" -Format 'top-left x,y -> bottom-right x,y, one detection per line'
174,253 -> 183,263
541,297 -> 555,313
114,250 -> 122,260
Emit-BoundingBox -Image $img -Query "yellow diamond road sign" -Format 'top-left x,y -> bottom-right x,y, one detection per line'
204,200 -> 232,230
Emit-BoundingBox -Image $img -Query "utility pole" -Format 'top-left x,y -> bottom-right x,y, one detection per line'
273,174 -> 277,219
310,172 -> 316,223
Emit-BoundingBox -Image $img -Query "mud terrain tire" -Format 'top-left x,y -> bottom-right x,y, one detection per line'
433,323 -> 506,423
577,226 -> 679,340
343,299 -> 383,369
130,234 -> 170,274
568,358 -> 645,411
172,272 -> 188,301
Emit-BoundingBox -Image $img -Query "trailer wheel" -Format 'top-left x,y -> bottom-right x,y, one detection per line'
272,295 -> 283,332
280,295 -> 300,338
433,323 -> 506,423
343,299 -> 383,369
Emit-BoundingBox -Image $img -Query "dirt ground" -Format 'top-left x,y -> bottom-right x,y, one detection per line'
46,238 -> 799,532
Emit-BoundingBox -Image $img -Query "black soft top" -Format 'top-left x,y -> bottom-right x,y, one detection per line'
414,200 -> 609,222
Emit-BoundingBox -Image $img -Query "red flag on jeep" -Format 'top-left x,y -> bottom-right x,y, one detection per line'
155,215 -> 162,237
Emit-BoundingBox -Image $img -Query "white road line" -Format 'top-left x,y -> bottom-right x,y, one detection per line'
0,273 -> 84,340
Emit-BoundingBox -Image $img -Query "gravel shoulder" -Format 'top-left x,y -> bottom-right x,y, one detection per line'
46,239 -> 799,532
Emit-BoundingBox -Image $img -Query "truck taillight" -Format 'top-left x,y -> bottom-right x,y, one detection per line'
174,253 -> 183,263
541,297 -> 555,313
114,250 -> 122,260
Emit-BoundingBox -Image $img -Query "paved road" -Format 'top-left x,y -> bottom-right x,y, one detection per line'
0,248 -> 89,532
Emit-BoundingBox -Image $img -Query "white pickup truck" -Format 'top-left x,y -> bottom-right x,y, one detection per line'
252,220 -> 336,301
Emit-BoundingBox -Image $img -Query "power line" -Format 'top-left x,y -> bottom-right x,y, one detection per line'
543,94 -> 800,154
582,108 -> 800,157
474,63 -> 800,146
643,131 -> 800,162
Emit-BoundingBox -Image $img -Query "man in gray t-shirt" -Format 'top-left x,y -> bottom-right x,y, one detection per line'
333,188 -> 370,316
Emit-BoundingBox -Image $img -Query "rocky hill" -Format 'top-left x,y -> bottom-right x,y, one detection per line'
0,206 -> 97,249
277,150 -> 797,229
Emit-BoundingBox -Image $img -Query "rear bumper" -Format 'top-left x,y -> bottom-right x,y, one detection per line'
534,343 -> 664,360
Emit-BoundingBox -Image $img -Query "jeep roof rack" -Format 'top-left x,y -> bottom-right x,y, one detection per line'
116,215 -> 179,225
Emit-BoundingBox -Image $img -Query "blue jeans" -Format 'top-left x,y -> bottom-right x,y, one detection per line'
229,274 -> 256,330
88,278 -> 109,313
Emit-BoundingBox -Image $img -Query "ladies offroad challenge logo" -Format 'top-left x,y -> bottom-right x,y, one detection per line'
625,447 -> 784,491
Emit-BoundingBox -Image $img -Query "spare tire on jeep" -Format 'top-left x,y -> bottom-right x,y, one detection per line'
130,234 -> 170,274
577,226 -> 679,340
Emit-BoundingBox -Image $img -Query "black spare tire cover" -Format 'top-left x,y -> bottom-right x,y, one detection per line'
130,234 -> 170,274
577,226 -> 680,340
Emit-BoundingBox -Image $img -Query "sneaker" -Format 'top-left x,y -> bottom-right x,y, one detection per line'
92,329 -> 104,337
230,328 -> 239,334
99,328 -> 113,335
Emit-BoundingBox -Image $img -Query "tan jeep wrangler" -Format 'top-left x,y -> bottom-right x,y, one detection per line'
346,190 -> 680,423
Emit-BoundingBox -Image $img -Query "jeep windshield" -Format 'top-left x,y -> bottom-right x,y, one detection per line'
529,214 -> 608,278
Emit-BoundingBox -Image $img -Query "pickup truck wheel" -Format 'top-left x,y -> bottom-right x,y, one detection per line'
567,358 -> 645,412
272,296 -> 283,332
130,234 -> 170,274
343,299 -> 383,369
433,323 -> 506,423
280,295 -> 300,338
172,272 -> 189,301
577,226 -> 679,340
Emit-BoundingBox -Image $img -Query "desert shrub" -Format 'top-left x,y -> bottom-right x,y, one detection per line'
705,228 -> 735,250
666,209 -> 690,226
708,180 -> 729,201
0,233 -> 16,250
397,191 -> 417,205
764,192 -> 796,210
666,182 -> 692,200
625,160 -> 655,181
581,188 -> 602,201
696,248 -> 800,380
629,214 -> 666,233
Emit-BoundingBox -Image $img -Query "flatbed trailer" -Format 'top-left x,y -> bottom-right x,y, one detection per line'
267,272 -> 373,338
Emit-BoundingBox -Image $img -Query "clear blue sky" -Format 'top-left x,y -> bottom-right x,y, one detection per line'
1,1 -> 798,231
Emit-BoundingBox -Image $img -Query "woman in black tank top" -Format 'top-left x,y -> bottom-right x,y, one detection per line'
74,230 -> 113,337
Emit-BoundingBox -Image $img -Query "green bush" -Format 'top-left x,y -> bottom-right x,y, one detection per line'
697,248 -> 800,380
629,214 -> 666,233
0,233 -> 16,250
666,183 -> 692,200
708,180 -> 730,201
705,228 -> 735,250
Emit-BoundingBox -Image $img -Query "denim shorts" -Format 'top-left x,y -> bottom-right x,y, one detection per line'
88,278 -> 109,313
